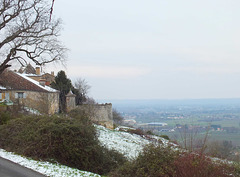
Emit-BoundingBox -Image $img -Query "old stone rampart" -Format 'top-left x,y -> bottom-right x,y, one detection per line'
76,103 -> 113,129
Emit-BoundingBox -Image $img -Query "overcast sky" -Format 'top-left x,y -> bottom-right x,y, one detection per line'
48,0 -> 240,100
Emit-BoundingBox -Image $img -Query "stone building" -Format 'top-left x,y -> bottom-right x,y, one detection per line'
0,70 -> 59,114
0,66 -> 114,128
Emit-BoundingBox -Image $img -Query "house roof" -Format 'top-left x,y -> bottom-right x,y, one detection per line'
66,90 -> 76,97
0,86 -> 6,90
18,63 -> 36,74
0,70 -> 58,93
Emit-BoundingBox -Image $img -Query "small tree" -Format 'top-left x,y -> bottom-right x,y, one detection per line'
112,109 -> 124,125
207,140 -> 233,159
73,78 -> 91,104
51,70 -> 72,112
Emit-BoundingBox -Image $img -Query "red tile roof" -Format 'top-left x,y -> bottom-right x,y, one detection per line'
0,70 -> 56,92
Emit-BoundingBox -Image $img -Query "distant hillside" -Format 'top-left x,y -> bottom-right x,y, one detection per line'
99,98 -> 240,109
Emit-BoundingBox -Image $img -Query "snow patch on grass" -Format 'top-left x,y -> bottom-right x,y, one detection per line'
96,125 -> 164,159
0,149 -> 101,177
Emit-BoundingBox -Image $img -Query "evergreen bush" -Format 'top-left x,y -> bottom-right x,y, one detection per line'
0,114 -> 126,175
0,111 -> 11,125
109,144 -> 178,177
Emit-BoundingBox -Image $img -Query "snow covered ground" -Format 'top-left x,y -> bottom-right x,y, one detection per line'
0,125 -> 166,176
0,149 -> 101,177
97,125 -> 162,159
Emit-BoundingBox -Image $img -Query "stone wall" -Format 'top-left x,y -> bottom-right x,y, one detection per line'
7,90 -> 59,114
77,103 -> 113,129
47,92 -> 59,114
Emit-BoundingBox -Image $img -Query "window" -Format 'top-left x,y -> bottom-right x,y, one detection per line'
18,92 -> 24,98
15,92 -> 26,99
0,93 -> 2,100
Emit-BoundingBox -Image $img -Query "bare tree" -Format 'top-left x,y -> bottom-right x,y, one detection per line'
50,0 -> 55,21
0,0 -> 66,75
112,108 -> 123,125
74,78 -> 91,97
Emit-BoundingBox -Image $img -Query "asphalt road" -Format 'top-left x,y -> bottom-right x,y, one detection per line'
0,157 -> 46,177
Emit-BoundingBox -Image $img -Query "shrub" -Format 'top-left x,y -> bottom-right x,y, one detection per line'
146,130 -> 154,135
112,109 -> 124,125
160,134 -> 170,140
174,153 -> 235,177
126,128 -> 146,136
109,144 -> 237,177
0,112 -> 11,125
0,114 -> 126,175
233,162 -> 240,176
109,144 -> 178,177
206,140 -> 234,160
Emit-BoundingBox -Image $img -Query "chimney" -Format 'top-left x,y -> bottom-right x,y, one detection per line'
51,71 -> 54,76
39,78 -> 46,87
36,67 -> 40,75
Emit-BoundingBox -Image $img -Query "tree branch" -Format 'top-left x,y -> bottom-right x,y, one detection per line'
0,0 -> 66,75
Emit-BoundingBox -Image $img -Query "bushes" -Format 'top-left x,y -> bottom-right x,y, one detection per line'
0,112 -> 238,176
233,162 -> 240,176
112,109 -> 124,125
0,114 -> 126,175
109,144 -> 237,177
109,144 -> 178,177
174,153 -> 235,177
0,112 -> 11,125
160,135 -> 170,140
126,128 -> 146,136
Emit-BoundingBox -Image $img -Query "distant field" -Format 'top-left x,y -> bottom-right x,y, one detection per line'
162,118 -> 240,128
160,130 -> 240,146
139,116 -> 240,147
163,118 -> 206,127
115,98 -> 240,147
209,119 -> 240,128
